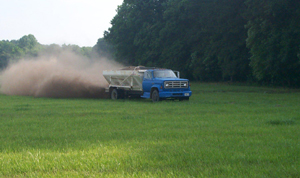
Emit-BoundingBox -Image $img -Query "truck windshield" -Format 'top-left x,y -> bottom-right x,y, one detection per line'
154,70 -> 177,78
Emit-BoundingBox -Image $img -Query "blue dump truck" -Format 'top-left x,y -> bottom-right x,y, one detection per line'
103,66 -> 192,102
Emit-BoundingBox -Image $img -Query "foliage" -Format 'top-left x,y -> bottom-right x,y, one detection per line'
0,40 -> 23,69
0,35 -> 93,69
0,83 -> 299,177
0,34 -> 42,69
104,0 -> 250,81
104,0 -> 300,87
92,38 -> 114,59
245,0 -> 300,87
104,0 -> 167,65
18,34 -> 41,56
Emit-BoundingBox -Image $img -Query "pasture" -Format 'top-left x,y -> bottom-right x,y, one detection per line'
0,83 -> 299,177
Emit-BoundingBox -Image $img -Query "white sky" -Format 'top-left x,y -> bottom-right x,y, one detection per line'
0,0 -> 124,47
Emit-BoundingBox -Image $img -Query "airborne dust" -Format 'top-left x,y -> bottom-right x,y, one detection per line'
0,51 -> 122,98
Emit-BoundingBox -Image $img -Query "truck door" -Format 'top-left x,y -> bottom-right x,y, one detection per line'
142,71 -> 153,92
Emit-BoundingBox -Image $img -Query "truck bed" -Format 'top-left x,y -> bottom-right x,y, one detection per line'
103,67 -> 145,91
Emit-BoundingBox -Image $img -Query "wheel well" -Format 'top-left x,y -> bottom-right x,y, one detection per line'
109,87 -> 115,93
110,88 -> 125,99
150,88 -> 158,98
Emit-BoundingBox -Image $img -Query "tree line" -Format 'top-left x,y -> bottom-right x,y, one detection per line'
0,34 -> 93,69
101,0 -> 300,87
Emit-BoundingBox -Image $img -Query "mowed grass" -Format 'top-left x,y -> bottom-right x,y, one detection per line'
0,83 -> 299,177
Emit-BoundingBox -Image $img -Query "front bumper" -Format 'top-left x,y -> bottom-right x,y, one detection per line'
158,89 -> 192,98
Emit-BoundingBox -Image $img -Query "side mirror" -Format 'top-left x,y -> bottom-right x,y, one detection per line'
174,71 -> 180,78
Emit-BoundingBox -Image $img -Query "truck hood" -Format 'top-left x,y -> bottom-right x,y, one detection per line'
154,78 -> 189,81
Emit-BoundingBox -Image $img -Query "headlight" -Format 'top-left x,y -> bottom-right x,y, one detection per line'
183,83 -> 187,87
166,84 -> 169,87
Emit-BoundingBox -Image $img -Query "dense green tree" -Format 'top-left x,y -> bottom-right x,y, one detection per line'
160,0 -> 250,80
40,44 -> 92,58
17,34 -> 41,56
92,38 -> 114,59
0,35 -> 94,69
18,34 -> 38,49
104,1 -> 139,65
104,0 -> 167,66
0,40 -> 23,69
81,47 -> 92,58
245,0 -> 300,86
105,0 -> 250,80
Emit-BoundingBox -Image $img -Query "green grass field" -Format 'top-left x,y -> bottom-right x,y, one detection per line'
0,83 -> 299,177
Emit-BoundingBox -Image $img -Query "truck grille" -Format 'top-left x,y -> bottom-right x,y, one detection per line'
164,81 -> 188,88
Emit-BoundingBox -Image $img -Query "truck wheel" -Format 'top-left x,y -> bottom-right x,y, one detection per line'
151,89 -> 160,102
111,89 -> 118,100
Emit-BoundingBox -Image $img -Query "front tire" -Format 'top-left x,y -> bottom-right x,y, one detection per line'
151,89 -> 160,102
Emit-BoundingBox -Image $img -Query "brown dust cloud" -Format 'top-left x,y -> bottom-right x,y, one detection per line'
0,51 -> 122,98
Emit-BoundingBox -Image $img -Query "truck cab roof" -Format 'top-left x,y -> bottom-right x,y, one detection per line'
120,66 -> 167,71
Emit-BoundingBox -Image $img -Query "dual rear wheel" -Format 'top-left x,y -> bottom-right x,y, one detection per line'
110,88 -> 124,100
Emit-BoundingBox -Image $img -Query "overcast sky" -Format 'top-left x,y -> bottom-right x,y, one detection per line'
0,0 -> 124,47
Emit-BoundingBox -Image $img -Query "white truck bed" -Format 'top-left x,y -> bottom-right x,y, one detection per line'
103,66 -> 147,91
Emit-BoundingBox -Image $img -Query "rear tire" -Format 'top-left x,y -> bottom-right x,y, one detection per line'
151,89 -> 160,102
111,89 -> 118,100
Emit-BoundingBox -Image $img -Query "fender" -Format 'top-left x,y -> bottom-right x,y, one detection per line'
151,84 -> 162,92
150,84 -> 162,97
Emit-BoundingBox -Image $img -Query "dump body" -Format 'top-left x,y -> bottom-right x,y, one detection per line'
103,66 -> 192,101
103,67 -> 145,91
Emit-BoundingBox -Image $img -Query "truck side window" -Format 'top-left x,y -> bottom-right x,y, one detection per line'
148,72 -> 153,79
144,71 -> 152,80
144,72 -> 148,79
